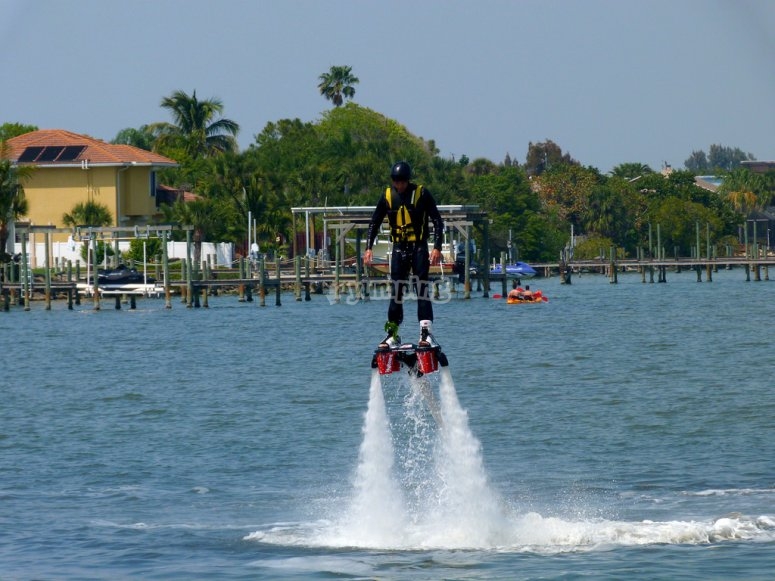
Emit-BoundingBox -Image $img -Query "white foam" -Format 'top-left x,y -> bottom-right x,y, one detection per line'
689,487 -> 775,497
321,370 -> 407,547
419,368 -> 507,548
322,367 -> 507,549
250,510 -> 775,553
500,511 -> 775,550
245,369 -> 775,552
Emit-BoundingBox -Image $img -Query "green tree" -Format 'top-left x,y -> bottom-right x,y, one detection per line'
582,180 -> 632,244
524,139 -> 578,176
522,208 -> 567,263
318,65 -> 359,107
574,234 -> 616,260
610,162 -> 653,180
160,197 -> 235,264
64,201 -> 115,266
649,197 -> 722,255
153,89 -> 240,159
250,104 -> 435,208
314,103 -> 434,204
598,175 -> 657,253
427,155 -> 468,204
718,168 -> 769,217
125,237 -> 162,263
623,170 -> 734,253
708,144 -> 755,171
111,125 -> 158,150
684,149 -> 708,172
466,158 -> 498,177
62,200 -> 113,227
466,165 -> 557,261
251,118 -> 318,182
0,141 -> 32,262
535,163 -> 599,230
196,151 -> 290,253
685,144 -> 755,172
80,240 -> 115,265
0,123 -> 38,141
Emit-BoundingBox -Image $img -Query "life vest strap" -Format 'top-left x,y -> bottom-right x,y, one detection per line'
386,185 -> 423,243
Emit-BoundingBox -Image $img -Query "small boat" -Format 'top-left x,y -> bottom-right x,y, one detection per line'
79,264 -> 163,297
490,262 -> 536,278
506,293 -> 547,304
91,264 -> 156,286
499,284 -> 548,303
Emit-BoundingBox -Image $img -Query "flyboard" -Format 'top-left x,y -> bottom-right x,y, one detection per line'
371,320 -> 449,377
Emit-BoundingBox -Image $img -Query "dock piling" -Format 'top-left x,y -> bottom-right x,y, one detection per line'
44,231 -> 52,310
90,235 -> 100,310
162,230 -> 171,309
275,261 -> 282,306
295,255 -> 302,301
304,256 -> 311,301
259,257 -> 266,307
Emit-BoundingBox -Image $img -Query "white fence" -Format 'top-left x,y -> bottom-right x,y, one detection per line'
14,240 -> 234,268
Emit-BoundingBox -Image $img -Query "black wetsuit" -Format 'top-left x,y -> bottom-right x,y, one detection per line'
365,183 -> 444,326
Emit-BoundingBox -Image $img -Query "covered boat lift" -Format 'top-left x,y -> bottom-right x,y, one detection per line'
290,204 -> 490,299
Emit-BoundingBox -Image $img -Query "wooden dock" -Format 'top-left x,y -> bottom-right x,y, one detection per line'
529,256 -> 774,284
3,253 -> 773,312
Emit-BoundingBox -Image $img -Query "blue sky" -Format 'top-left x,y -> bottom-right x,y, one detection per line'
1,0 -> 773,173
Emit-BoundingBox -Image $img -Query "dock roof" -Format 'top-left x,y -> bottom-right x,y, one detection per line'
291,205 -> 487,226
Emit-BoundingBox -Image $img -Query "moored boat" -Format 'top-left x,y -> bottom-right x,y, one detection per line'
91,264 -> 156,286
80,264 -> 163,297
490,261 -> 537,278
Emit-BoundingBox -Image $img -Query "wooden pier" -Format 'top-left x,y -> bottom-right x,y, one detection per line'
4,252 -> 774,312
3,219 -> 773,313
531,256 -> 775,284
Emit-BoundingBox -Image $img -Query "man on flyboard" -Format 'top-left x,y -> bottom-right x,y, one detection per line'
364,161 -> 445,362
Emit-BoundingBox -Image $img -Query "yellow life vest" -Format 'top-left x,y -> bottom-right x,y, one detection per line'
386,184 -> 424,243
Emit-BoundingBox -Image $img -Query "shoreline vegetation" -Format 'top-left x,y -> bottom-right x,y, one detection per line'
2,77 -> 774,275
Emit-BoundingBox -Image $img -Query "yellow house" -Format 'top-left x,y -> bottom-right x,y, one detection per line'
7,129 -> 178,242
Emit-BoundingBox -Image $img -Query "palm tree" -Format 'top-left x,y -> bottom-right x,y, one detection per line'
318,65 -> 359,107
153,89 -> 240,159
0,141 -> 32,263
610,162 -> 653,180
719,169 -> 767,215
111,125 -> 158,151
62,200 -> 113,228
161,197 -> 234,265
61,201 -> 115,265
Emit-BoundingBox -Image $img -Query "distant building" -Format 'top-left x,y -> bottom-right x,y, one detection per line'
694,175 -> 723,192
741,160 -> 775,174
740,161 -> 775,249
155,184 -> 199,205
6,129 -> 178,242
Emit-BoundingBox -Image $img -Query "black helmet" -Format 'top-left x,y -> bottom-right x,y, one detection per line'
390,161 -> 412,181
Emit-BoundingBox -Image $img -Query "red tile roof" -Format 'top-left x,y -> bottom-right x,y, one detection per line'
6,129 -> 178,167
156,184 -> 200,204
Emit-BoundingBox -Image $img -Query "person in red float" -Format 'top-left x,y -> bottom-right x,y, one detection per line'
507,279 -> 524,301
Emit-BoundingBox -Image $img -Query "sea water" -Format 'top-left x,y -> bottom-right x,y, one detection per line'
1,268 -> 774,579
